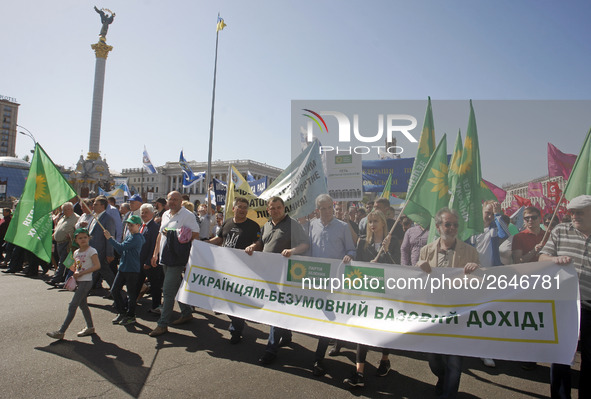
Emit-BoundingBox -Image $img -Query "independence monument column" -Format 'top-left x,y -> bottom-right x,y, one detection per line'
73,7 -> 115,196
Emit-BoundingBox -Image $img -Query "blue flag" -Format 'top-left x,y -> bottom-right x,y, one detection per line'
143,146 -> 157,174
179,151 -> 206,188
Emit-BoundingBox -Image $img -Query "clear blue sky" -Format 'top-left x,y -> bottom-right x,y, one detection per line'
3,0 -> 591,187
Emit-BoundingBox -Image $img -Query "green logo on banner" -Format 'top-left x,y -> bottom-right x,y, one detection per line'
344,265 -> 385,293
287,260 -> 331,282
335,155 -> 353,164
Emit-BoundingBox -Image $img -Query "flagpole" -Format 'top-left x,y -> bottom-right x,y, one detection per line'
206,13 -> 222,212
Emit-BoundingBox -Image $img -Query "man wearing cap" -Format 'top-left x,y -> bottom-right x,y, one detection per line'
153,197 -> 167,225
540,194 -> 591,399
149,191 -> 200,337
105,215 -> 145,326
123,194 -> 143,238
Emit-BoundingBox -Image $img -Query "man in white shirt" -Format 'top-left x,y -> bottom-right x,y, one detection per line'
149,191 -> 200,337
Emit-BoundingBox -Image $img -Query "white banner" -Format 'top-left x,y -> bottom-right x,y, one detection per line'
326,153 -> 363,201
178,241 -> 579,364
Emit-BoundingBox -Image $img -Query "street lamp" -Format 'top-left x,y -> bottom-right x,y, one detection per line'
17,124 -> 36,154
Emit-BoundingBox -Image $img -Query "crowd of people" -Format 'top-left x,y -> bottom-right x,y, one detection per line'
1,190 -> 589,399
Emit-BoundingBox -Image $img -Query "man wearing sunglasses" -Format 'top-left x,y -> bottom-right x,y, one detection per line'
416,207 -> 480,399
512,207 -> 545,264
540,195 -> 591,399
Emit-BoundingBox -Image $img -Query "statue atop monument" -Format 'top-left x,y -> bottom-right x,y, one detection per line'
94,6 -> 115,39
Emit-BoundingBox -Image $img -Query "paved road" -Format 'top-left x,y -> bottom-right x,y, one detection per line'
0,272 -> 580,398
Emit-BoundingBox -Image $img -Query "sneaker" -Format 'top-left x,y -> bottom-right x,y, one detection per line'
376,359 -> 391,377
171,314 -> 193,325
148,325 -> 168,337
482,358 -> 496,368
119,316 -> 136,326
148,307 -> 161,315
47,331 -> 64,340
344,371 -> 365,387
112,314 -> 125,324
312,360 -> 326,377
77,327 -> 95,337
258,352 -> 276,365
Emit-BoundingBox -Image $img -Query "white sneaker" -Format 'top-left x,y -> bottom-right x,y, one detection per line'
47,331 -> 64,340
77,327 -> 95,337
482,358 -> 496,368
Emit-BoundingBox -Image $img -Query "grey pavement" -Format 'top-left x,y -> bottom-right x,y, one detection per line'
0,271 -> 580,398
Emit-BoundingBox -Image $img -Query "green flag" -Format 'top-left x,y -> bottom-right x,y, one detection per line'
28,145 -> 77,225
449,129 -> 496,206
4,144 -> 77,262
564,127 -> 591,200
380,174 -> 392,199
449,100 -> 486,241
448,129 -> 463,197
405,134 -> 450,231
408,96 -> 436,190
404,97 -> 437,228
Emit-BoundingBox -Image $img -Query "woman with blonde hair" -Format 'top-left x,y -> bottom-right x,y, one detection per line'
344,210 -> 398,387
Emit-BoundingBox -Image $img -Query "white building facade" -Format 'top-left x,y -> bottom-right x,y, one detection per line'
120,159 -> 283,202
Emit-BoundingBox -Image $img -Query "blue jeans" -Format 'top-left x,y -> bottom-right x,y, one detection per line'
157,265 -> 192,327
112,271 -> 139,317
265,326 -> 292,355
428,354 -> 463,399
551,307 -> 591,399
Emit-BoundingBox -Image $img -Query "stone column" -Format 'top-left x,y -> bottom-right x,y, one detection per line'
88,39 -> 113,159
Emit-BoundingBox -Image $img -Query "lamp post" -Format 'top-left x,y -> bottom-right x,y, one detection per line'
17,124 -> 36,155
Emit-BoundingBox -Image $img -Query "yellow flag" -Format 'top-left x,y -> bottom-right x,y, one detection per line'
217,17 -> 227,32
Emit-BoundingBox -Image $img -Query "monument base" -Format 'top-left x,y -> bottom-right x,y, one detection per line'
70,154 -> 112,197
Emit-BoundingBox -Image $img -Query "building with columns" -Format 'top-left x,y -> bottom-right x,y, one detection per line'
502,175 -> 566,209
120,159 -> 283,202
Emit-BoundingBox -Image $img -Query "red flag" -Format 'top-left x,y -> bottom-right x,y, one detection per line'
527,182 -> 544,198
514,194 -> 532,207
548,143 -> 577,179
547,181 -> 562,200
483,179 -> 506,203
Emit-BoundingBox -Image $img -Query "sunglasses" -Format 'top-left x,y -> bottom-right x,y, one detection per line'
442,222 -> 459,228
524,216 -> 539,221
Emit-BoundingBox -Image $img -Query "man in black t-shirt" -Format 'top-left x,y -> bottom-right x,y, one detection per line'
245,196 -> 309,365
208,197 -> 260,344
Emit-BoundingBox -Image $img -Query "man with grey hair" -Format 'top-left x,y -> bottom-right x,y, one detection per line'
48,202 -> 79,286
308,193 -> 356,377
417,207 -> 480,399
540,194 -> 591,398
137,203 -> 163,314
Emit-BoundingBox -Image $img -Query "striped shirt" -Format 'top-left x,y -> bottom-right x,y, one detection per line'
540,222 -> 591,306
